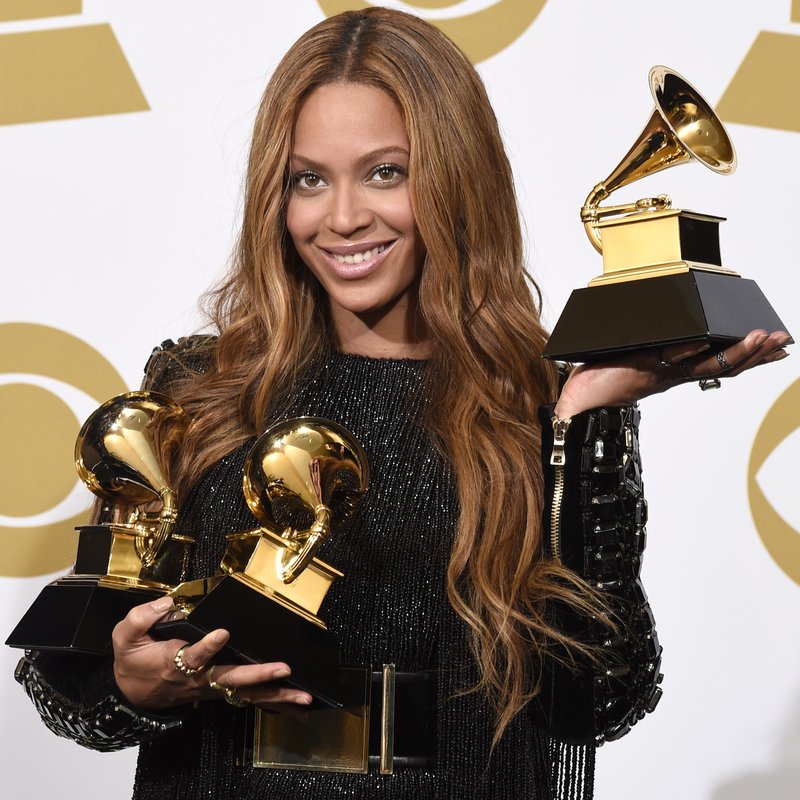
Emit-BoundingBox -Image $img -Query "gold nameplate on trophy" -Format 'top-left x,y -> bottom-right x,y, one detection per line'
221,528 -> 343,626
591,208 -> 735,285
155,416 -> 370,706
544,66 -> 790,362
7,391 -> 191,654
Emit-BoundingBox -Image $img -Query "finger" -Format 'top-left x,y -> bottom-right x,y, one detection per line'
660,341 -> 710,365
721,332 -> 788,377
726,347 -> 787,377
213,661 -> 292,689
113,595 -> 174,646
684,330 -> 772,380
246,683 -> 313,706
177,629 -> 231,675
763,348 -> 789,364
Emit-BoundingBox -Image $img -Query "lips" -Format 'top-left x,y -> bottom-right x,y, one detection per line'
317,240 -> 396,279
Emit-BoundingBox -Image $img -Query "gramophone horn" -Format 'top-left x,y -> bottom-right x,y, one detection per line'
582,66 -> 737,252
75,391 -> 185,567
243,417 -> 369,584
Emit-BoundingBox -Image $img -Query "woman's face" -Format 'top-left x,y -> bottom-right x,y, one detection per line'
286,83 -> 424,352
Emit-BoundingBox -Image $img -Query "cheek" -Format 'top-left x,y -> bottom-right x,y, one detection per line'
285,198 -> 315,247
285,200 -> 301,239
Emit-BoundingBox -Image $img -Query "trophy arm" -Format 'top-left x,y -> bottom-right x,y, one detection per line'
581,183 -> 672,254
134,488 -> 178,568
280,505 -> 331,584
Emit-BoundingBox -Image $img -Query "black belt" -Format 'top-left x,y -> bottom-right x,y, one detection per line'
242,665 -> 437,774
367,668 -> 437,770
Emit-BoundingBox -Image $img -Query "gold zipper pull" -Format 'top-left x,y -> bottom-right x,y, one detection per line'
550,416 -> 572,466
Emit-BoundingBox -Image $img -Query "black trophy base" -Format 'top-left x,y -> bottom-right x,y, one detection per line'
5,578 -> 163,655
543,271 -> 792,362
151,575 -> 343,708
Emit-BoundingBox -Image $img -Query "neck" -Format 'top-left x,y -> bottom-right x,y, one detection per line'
330,296 -> 432,359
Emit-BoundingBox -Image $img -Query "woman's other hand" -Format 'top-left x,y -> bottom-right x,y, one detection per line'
554,329 -> 791,419
112,596 -> 313,715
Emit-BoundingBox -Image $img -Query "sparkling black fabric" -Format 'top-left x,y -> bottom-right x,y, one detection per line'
16,341 -> 620,799
133,350 -> 563,799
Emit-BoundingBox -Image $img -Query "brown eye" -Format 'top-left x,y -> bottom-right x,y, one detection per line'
371,163 -> 405,183
294,171 -> 324,190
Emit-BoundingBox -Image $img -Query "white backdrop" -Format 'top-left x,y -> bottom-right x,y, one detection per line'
2,2 -> 798,798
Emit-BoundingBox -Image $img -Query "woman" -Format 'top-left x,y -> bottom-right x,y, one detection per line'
15,8 -> 788,800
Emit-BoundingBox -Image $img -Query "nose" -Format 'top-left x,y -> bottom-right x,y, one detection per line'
327,183 -> 373,238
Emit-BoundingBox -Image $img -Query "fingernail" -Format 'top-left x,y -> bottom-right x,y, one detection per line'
151,596 -> 173,613
779,335 -> 792,346
212,630 -> 229,644
296,695 -> 312,705
753,333 -> 769,347
274,668 -> 291,679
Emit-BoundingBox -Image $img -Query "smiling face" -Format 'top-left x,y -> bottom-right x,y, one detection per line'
286,82 -> 427,357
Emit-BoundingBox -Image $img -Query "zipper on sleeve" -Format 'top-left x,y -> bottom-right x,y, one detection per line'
549,416 -> 572,562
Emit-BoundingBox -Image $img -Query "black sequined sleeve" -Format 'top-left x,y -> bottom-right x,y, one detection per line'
530,404 -> 663,746
15,651 -> 183,752
141,335 -> 217,393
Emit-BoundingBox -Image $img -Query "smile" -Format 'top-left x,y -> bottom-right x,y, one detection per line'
318,241 -> 395,279
331,244 -> 387,265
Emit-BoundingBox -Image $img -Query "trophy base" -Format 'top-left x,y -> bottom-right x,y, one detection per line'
151,574 -> 343,708
543,271 -> 792,362
5,576 -> 163,655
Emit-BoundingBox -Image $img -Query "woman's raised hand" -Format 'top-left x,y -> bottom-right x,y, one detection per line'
112,596 -> 313,714
554,329 -> 791,419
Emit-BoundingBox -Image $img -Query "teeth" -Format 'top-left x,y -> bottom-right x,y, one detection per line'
332,244 -> 387,265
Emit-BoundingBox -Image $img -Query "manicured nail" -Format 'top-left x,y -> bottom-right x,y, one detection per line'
151,596 -> 173,613
274,668 -> 291,679
779,335 -> 792,346
212,629 -> 229,644
753,333 -> 769,347
296,695 -> 312,705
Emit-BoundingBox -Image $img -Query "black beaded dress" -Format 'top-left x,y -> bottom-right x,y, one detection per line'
17,342 -> 662,800
132,351 -> 563,799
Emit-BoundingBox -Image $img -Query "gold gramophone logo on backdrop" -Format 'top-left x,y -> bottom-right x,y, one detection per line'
0,1 -> 148,125
0,323 -> 127,577
749,379 -> 800,587
717,1 -> 800,132
317,0 -> 547,63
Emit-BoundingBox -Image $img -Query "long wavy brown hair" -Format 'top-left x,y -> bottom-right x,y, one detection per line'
166,8 -> 601,743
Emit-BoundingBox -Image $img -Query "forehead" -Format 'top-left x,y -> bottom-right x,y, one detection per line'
292,83 -> 409,158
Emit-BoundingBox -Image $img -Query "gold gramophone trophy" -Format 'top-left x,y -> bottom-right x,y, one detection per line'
152,417 -> 369,706
6,392 -> 191,654
543,66 -> 791,362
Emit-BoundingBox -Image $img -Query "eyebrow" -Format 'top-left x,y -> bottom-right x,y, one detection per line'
290,146 -> 410,172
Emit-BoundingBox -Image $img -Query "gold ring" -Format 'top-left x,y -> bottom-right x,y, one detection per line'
208,679 -> 246,708
174,644 -> 205,677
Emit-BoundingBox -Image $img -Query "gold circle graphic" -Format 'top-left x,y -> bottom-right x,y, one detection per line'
0,384 -> 78,517
316,0 -> 548,63
748,377 -> 800,586
0,323 -> 127,577
398,1 -> 463,7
